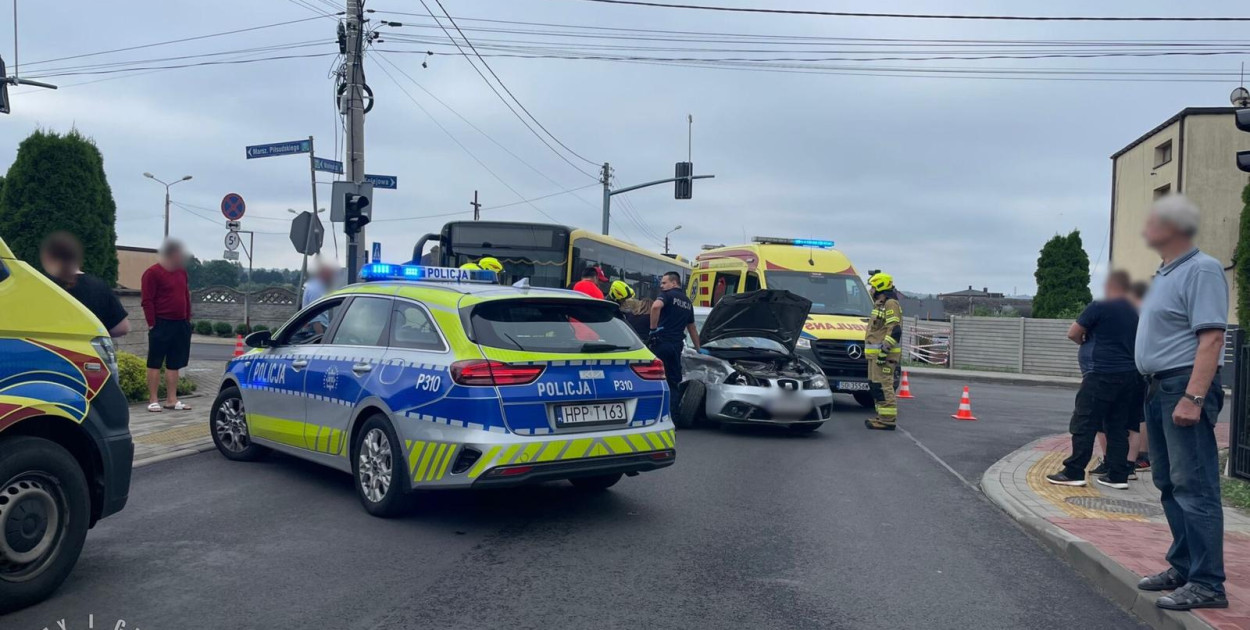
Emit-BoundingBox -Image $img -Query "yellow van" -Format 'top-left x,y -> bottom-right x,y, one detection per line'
690,237 -> 876,408
0,235 -> 132,612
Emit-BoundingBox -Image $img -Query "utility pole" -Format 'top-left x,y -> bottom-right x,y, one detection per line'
600,162 -> 612,234
471,190 -> 481,221
344,0 -> 366,281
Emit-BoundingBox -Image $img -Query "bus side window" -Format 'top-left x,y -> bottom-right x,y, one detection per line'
744,272 -> 761,293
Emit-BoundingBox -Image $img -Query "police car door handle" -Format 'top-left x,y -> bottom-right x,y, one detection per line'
291,359 -> 309,370
351,363 -> 373,374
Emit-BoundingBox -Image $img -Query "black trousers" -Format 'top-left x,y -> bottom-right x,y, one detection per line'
1062,370 -> 1145,482
650,337 -> 683,417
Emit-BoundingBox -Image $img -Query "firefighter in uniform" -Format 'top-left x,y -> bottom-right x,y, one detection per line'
865,271 -> 903,431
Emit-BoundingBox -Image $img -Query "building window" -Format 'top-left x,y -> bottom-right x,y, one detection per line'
1154,140 -> 1173,168
1154,183 -> 1172,199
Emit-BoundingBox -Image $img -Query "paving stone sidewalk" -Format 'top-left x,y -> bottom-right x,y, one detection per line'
984,424 -> 1250,630
130,359 -> 225,467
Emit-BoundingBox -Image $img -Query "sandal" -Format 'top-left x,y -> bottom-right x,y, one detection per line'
146,402 -> 162,413
162,401 -> 192,411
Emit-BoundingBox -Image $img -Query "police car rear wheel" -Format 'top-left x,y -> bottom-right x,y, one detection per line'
0,436 -> 90,615
352,415 -> 408,517
569,473 -> 623,491
211,386 -> 267,461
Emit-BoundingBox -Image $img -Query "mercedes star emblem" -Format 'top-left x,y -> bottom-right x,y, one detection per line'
846,344 -> 864,360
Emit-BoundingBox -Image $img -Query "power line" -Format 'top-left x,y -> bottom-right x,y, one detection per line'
431,0 -> 601,169
565,0 -> 1250,22
28,51 -> 337,79
23,16 -> 325,67
411,0 -> 599,181
371,58 -> 564,223
32,40 -> 329,76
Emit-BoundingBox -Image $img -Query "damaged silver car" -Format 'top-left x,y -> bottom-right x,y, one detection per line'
676,290 -> 835,433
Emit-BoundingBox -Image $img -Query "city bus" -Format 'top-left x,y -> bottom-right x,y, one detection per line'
691,237 -> 877,408
411,221 -> 690,299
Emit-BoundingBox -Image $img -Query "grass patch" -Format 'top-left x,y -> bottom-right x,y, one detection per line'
1220,451 -> 1250,512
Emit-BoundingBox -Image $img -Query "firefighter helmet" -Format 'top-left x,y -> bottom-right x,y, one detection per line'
609,280 -> 635,301
867,272 -> 894,292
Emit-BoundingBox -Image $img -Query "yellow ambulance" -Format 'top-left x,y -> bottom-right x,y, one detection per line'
689,237 -> 877,408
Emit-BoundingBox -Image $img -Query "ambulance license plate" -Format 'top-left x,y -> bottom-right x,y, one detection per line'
835,381 -> 870,392
556,402 -> 628,427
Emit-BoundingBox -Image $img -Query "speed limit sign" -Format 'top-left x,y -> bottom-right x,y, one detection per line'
224,231 -> 241,251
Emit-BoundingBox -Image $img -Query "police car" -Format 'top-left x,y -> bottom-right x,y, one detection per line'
209,264 -> 676,516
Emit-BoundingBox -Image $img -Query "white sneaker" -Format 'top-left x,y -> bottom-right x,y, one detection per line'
1096,476 -> 1129,490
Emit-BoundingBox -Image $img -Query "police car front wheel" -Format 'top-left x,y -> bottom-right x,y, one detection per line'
211,386 -> 268,461
352,414 -> 409,517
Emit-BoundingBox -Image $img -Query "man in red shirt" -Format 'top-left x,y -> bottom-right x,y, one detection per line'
571,266 -> 606,299
140,240 -> 193,412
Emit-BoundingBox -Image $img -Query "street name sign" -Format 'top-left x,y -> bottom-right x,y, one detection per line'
364,174 -> 397,190
313,157 -> 344,174
245,139 -> 311,159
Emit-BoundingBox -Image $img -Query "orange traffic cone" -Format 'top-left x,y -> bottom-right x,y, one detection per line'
897,370 -> 914,399
233,334 -> 245,358
951,386 -> 977,421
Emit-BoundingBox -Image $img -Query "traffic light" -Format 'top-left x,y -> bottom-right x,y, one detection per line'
344,193 -> 371,235
674,161 -> 693,200
1,56 -> 10,115
1237,109 -> 1250,173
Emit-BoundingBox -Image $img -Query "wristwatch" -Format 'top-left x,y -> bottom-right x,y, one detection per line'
1183,392 -> 1205,407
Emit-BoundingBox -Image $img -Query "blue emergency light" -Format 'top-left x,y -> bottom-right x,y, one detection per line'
359,263 -> 498,284
752,236 -> 835,248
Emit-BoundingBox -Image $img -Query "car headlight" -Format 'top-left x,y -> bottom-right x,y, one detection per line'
796,338 -> 812,349
725,371 -> 763,387
90,336 -> 120,384
807,375 -> 829,390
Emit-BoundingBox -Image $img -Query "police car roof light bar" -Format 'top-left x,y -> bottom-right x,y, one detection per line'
752,236 -> 834,248
359,263 -> 498,284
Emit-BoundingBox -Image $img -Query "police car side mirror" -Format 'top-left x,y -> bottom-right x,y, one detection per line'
244,329 -> 272,349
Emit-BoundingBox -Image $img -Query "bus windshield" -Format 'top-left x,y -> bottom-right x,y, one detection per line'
764,271 -> 872,317
441,222 -> 570,288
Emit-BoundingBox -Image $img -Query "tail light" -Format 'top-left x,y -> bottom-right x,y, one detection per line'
631,359 -> 666,380
451,360 -> 544,386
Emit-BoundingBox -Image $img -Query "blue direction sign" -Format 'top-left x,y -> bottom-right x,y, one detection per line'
313,157 -> 344,174
364,174 -> 397,190
220,193 -> 246,220
245,139 -> 311,159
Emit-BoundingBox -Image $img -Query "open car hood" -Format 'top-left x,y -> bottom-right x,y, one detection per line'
699,290 -> 813,353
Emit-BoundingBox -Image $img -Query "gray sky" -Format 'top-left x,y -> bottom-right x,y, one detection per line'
4,0 -> 1249,295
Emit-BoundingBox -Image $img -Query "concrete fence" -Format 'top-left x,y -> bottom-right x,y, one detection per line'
113,286 -> 300,359
947,316 -> 1082,378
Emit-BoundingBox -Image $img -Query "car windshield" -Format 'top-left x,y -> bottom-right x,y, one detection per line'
469,299 -> 643,353
764,271 -> 872,316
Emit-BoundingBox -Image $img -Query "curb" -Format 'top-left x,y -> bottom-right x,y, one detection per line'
133,441 -> 216,469
982,438 -> 1214,630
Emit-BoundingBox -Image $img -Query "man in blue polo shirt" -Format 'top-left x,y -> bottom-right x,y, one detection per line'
1133,194 -> 1228,612
1046,270 -> 1143,490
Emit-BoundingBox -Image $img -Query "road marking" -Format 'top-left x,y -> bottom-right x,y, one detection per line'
898,426 -> 977,492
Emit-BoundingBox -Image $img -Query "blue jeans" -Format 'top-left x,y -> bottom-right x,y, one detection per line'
1144,369 -> 1225,594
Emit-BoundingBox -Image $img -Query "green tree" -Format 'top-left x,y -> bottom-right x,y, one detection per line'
1033,230 -> 1093,319
0,129 -> 119,284
1235,179 -> 1250,329
198,259 -> 242,288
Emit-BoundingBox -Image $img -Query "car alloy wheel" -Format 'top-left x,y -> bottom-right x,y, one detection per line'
214,396 -> 251,453
0,473 -> 66,581
357,428 -> 393,503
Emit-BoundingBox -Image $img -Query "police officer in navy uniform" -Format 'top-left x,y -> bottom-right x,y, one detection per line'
649,271 -> 700,418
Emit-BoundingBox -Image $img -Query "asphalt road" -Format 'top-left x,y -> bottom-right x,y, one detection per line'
5,376 -> 1150,630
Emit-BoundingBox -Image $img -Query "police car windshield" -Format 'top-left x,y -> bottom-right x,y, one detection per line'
469,300 -> 643,354
764,271 -> 872,317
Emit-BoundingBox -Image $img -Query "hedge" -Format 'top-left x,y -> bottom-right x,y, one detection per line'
116,351 -> 197,403
194,320 -> 214,336
213,321 -> 233,337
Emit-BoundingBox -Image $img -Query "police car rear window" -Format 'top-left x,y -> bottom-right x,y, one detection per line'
469,300 -> 643,354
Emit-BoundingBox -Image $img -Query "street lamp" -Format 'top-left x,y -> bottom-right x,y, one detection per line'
143,172 -> 193,238
664,225 -> 682,255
